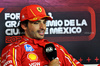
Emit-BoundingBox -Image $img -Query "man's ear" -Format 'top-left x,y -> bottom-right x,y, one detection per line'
21,24 -> 27,31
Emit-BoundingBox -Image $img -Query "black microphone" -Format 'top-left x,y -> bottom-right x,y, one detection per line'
44,43 -> 57,61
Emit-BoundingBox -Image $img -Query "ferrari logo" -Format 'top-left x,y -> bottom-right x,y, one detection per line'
37,7 -> 42,12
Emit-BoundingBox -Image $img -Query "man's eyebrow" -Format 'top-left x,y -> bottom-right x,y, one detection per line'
33,20 -> 40,23
37,20 -> 41,22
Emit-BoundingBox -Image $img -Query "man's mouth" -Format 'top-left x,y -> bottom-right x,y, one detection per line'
38,30 -> 45,36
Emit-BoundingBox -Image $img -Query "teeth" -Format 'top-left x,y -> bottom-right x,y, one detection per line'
38,31 -> 44,34
39,31 -> 44,33
38,31 -> 44,36
40,32 -> 43,33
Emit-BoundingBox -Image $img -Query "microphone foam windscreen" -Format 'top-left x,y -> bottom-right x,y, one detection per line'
44,43 -> 57,61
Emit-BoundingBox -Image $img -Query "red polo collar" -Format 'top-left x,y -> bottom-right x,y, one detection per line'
22,35 -> 49,47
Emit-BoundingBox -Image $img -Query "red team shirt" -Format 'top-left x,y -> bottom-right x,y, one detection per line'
1,35 -> 84,66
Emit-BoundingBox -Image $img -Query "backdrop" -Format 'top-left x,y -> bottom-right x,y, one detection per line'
0,0 -> 100,65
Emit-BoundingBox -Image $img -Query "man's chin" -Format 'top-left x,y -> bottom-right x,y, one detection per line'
36,36 -> 44,40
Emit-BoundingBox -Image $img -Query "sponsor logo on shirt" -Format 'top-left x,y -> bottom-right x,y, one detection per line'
3,60 -> 12,66
29,62 -> 40,66
27,53 -> 38,61
24,44 -> 34,52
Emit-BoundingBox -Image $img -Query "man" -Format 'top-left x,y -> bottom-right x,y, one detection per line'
1,4 -> 84,66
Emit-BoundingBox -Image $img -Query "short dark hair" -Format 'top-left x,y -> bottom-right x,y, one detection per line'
18,20 -> 29,35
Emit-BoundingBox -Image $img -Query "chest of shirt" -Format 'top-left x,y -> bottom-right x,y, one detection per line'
20,42 -> 64,66
21,44 -> 49,66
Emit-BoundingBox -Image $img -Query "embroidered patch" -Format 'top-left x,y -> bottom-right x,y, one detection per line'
24,44 -> 34,52
27,53 -> 38,61
37,7 -> 42,12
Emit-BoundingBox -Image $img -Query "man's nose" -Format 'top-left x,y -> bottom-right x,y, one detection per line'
40,23 -> 46,30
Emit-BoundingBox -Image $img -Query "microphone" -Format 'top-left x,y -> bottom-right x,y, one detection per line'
44,43 -> 57,61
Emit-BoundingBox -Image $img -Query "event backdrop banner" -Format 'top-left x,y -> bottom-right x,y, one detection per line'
0,0 -> 100,65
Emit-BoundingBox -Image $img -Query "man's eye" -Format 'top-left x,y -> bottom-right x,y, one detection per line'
43,21 -> 46,24
34,22 -> 39,24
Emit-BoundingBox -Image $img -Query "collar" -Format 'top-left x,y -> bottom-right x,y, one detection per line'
22,35 -> 49,47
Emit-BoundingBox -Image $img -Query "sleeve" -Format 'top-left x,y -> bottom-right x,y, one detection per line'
59,45 -> 84,66
1,44 -> 22,66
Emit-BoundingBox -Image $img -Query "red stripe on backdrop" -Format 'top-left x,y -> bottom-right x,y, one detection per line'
87,7 -> 96,41
0,8 -> 4,13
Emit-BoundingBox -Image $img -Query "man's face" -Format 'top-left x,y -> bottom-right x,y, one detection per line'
24,19 -> 47,39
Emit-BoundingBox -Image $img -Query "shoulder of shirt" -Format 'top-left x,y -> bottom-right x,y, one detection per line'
2,40 -> 27,51
51,42 -> 68,53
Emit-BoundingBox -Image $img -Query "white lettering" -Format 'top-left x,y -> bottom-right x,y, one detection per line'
48,12 -> 53,19
46,47 -> 53,52
29,62 -> 40,66
50,27 -> 82,34
5,29 -> 20,35
45,28 -> 48,34
3,60 -> 12,66
46,20 -> 63,27
76,19 -> 87,26
5,21 -> 20,27
5,13 -> 20,20
64,19 -> 75,26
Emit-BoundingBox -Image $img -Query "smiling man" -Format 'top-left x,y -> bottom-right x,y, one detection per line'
1,4 -> 84,66
24,19 -> 47,39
